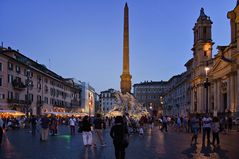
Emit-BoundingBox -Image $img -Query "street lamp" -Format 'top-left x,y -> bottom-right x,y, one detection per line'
204,66 -> 210,113
149,103 -> 153,116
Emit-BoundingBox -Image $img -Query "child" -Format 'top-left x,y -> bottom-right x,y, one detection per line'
139,127 -> 144,135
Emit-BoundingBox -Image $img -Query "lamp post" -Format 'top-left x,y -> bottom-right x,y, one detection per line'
204,66 -> 210,113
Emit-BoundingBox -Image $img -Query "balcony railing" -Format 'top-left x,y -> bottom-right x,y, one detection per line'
12,79 -> 26,90
7,98 -> 32,105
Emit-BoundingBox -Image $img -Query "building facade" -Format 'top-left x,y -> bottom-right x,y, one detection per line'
188,3 -> 239,116
208,3 -> 239,116
163,73 -> 190,116
133,81 -> 167,115
135,3 -> 239,117
0,47 -> 84,115
99,89 -> 117,114
81,82 -> 96,116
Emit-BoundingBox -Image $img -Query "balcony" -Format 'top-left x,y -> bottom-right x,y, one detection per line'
12,79 -> 26,90
7,98 -> 32,105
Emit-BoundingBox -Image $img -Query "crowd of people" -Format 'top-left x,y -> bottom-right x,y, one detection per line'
0,112 -> 238,159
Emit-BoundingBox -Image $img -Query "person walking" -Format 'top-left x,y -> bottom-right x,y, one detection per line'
110,116 -> 129,159
40,115 -> 50,141
228,116 -> 233,133
30,116 -> 37,136
202,113 -> 212,146
160,116 -> 168,132
50,115 -> 58,136
176,116 -> 181,132
0,117 -> 4,146
69,116 -> 76,135
212,116 -> 220,146
93,114 -> 105,146
191,114 -> 199,145
82,116 -> 92,147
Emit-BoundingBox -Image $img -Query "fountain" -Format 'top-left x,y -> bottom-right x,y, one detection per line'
106,91 -> 148,119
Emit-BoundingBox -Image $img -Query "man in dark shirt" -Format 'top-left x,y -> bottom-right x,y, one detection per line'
0,117 -> 3,145
30,116 -> 37,136
41,115 -> 50,141
93,114 -> 105,146
110,116 -> 129,159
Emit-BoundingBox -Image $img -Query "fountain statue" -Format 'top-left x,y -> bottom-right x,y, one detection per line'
107,91 -> 148,119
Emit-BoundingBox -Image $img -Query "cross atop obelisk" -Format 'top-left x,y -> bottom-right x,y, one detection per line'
120,3 -> 132,94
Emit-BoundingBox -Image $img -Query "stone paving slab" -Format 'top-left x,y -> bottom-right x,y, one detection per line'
0,126 -> 238,159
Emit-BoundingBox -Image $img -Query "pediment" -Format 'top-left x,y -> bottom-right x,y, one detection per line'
210,58 -> 230,74
209,58 -> 232,77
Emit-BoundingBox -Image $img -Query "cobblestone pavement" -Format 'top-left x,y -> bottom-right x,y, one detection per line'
0,126 -> 238,159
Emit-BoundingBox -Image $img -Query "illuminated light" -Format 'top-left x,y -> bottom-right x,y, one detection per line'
203,43 -> 211,52
205,67 -> 210,72
205,66 -> 210,76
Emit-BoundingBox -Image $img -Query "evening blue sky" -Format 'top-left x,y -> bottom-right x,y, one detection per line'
0,0 -> 235,93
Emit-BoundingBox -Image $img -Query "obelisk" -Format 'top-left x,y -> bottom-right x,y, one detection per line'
120,3 -> 132,94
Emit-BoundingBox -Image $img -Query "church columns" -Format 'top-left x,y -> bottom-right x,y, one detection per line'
213,81 -> 218,112
191,87 -> 195,112
229,74 -> 236,112
198,86 -> 204,113
227,78 -> 230,111
208,83 -> 212,112
217,81 -> 222,112
236,20 -> 239,49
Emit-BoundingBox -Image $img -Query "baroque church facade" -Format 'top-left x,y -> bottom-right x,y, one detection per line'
187,3 -> 239,116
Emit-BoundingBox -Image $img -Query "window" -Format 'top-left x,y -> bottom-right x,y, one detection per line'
30,72 -> 33,78
37,95 -> 42,102
0,77 -> 2,86
26,94 -> 33,101
203,27 -> 207,40
0,93 -> 5,99
0,63 -> 2,71
16,65 -> 21,73
8,91 -> 13,99
29,94 -> 34,101
8,62 -> 13,70
44,97 -> 48,104
8,74 -> 14,83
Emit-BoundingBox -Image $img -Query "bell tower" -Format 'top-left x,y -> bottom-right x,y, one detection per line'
191,8 -> 214,113
192,8 -> 213,65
